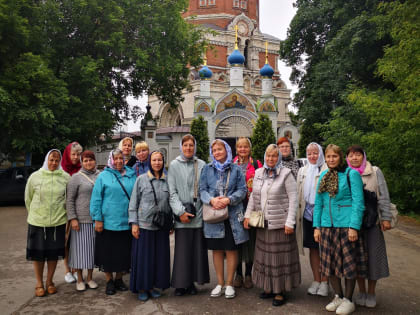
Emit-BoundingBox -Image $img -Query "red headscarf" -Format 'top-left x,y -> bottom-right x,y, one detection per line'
61,142 -> 82,175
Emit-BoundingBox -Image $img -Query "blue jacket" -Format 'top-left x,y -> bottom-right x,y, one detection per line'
199,163 -> 249,245
90,166 -> 136,231
313,167 -> 365,230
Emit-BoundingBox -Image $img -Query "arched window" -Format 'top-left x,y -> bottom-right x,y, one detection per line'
244,39 -> 250,68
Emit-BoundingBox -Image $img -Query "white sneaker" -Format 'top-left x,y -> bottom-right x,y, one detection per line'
326,295 -> 343,312
225,285 -> 235,299
76,282 -> 86,292
210,284 -> 223,297
65,272 -> 76,283
317,282 -> 329,297
365,294 -> 376,308
354,292 -> 366,306
307,281 -> 320,295
86,280 -> 98,289
336,298 -> 355,314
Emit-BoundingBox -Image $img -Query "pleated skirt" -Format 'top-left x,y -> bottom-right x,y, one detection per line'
95,229 -> 131,273
130,229 -> 170,292
171,228 -> 210,289
68,223 -> 95,269
26,224 -> 66,261
252,228 -> 301,294
362,225 -> 389,280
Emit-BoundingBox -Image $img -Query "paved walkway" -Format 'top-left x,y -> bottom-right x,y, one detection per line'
1,206 -> 419,314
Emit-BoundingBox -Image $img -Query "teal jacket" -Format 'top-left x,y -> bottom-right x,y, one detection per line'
313,167 -> 365,230
90,166 -> 136,231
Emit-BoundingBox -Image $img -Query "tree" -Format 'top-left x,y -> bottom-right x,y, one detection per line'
251,114 -> 276,162
190,115 -> 209,163
0,0 -> 206,156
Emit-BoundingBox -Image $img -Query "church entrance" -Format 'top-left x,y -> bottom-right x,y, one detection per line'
219,138 -> 237,157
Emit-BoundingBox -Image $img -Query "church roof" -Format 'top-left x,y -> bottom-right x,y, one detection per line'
199,65 -> 213,79
261,32 -> 280,41
260,63 -> 274,78
228,49 -> 245,65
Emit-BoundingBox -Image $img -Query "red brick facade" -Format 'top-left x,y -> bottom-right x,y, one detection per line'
207,46 -> 228,67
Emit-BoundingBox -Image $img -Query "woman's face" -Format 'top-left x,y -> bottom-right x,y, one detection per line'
325,150 -> 341,169
113,153 -> 124,171
348,151 -> 364,168
70,150 -> 81,165
82,157 -> 96,171
48,153 -> 61,171
136,148 -> 149,162
121,140 -> 132,156
182,139 -> 195,159
151,152 -> 163,173
265,150 -> 279,168
278,142 -> 291,157
237,143 -> 251,160
212,143 -> 227,163
307,146 -> 319,165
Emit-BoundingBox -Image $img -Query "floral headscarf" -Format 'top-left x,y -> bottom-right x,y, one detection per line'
210,139 -> 233,172
107,149 -> 124,170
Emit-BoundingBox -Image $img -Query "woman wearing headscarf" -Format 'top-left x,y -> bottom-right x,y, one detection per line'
232,137 -> 262,289
313,144 -> 367,315
199,139 -> 248,299
168,134 -> 209,296
296,142 -> 329,296
244,144 -> 300,307
90,149 -> 136,295
119,137 -> 137,166
346,145 -> 391,309
129,150 -> 172,301
277,137 -> 301,179
133,141 -> 150,176
25,149 -> 71,297
66,150 -> 100,291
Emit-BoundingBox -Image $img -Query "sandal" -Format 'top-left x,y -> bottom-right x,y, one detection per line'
47,283 -> 57,295
35,286 -> 46,297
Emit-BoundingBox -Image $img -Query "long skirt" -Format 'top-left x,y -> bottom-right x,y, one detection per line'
320,227 -> 368,279
68,223 -> 95,269
95,229 -> 131,273
130,229 -> 170,292
252,228 -> 301,294
26,224 -> 66,261
171,228 -> 210,289
362,225 -> 389,280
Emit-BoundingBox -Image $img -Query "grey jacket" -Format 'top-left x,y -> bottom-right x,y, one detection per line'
128,171 -> 171,231
66,169 -> 100,223
245,167 -> 298,230
168,156 -> 205,229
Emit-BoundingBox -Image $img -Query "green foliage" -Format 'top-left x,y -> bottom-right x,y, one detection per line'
190,116 -> 209,163
251,114 -> 276,162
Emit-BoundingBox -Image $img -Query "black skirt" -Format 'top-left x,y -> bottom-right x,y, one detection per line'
303,218 -> 319,249
26,224 -> 66,261
206,220 -> 239,251
171,228 -> 210,288
95,229 -> 131,273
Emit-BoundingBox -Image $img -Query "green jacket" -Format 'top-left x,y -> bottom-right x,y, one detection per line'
25,168 -> 70,227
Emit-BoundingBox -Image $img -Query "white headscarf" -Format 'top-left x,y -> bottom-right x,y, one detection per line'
303,142 -> 325,205
41,149 -> 63,171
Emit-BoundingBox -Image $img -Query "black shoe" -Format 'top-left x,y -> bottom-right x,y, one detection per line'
106,280 -> 116,295
187,284 -> 197,295
114,278 -> 128,291
175,288 -> 186,296
259,291 -> 275,299
272,294 -> 286,307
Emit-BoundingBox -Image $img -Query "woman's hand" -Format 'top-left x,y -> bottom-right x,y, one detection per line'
211,197 -> 228,210
71,219 -> 80,231
131,224 -> 139,239
284,226 -> 294,235
314,229 -> 321,243
180,212 -> 195,223
95,221 -> 103,233
381,220 -> 391,231
348,228 -> 358,242
243,218 -> 250,229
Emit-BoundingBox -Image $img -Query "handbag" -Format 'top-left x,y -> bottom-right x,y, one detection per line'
203,170 -> 231,224
248,177 -> 274,228
149,179 -> 174,231
175,160 -> 198,222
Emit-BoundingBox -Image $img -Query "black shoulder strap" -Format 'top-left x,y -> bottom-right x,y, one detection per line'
346,170 -> 352,195
149,179 -> 158,206
112,173 -> 130,201
252,157 -> 259,170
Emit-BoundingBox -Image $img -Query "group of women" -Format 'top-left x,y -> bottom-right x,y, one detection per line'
24,135 -> 392,314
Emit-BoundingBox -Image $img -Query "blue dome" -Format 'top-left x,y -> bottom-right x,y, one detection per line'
228,49 -> 245,65
260,63 -> 274,78
199,65 -> 212,79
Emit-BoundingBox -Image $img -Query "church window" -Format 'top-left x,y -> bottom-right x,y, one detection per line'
240,0 -> 247,9
208,0 -> 216,5
199,0 -> 206,7
233,0 -> 239,7
244,39 -> 249,68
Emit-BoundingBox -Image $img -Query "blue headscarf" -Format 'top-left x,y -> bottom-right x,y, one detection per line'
179,134 -> 197,161
210,139 -> 233,172
263,144 -> 282,174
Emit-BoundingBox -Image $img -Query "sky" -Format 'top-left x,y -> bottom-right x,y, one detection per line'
125,0 -> 297,131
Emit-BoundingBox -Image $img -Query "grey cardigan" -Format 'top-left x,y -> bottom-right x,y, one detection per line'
66,169 -> 100,223
245,167 -> 298,230
167,156 -> 205,229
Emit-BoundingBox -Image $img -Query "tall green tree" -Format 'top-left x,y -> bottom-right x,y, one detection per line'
190,115 -> 209,163
251,114 -> 276,162
0,0 -> 206,156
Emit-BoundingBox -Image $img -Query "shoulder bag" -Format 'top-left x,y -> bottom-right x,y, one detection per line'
203,170 -> 231,224
175,160 -> 198,222
248,177 -> 274,228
